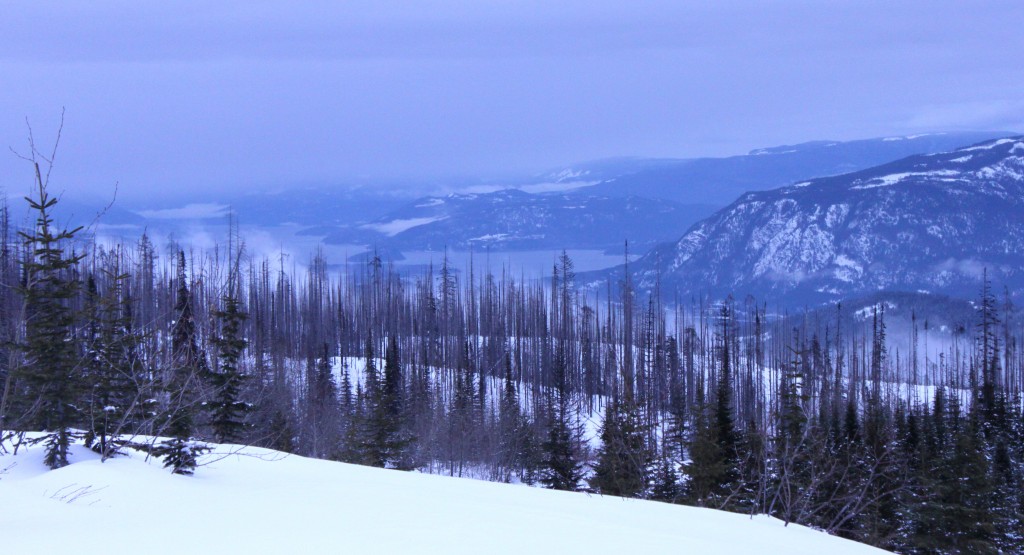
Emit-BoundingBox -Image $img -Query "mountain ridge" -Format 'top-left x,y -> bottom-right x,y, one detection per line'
599,135 -> 1024,306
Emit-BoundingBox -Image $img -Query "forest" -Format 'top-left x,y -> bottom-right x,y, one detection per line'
2,170 -> 1022,554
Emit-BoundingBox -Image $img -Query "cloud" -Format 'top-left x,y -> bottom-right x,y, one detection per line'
136,203 -> 230,220
1,1 -> 1023,203
905,99 -> 1024,133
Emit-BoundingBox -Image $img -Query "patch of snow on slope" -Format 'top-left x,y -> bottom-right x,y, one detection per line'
960,138 -> 1017,152
553,168 -> 589,181
850,170 -> 959,190
833,254 -> 863,283
0,437 -> 889,555
469,233 -> 510,242
884,133 -> 944,141
362,216 -> 447,236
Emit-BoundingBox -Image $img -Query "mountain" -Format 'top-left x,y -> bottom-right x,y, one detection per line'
313,188 -> 717,253
572,131 -> 1015,205
85,131 -> 1014,261
615,136 -> 1024,306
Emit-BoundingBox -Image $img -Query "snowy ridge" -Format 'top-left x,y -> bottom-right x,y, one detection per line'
622,135 -> 1024,305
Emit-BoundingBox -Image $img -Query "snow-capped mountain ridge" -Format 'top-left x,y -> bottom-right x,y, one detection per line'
622,136 -> 1024,305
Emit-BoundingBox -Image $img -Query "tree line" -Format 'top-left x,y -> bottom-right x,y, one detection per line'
1,173 -> 1022,553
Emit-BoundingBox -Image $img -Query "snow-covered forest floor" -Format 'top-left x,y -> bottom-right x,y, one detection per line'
0,435 -> 889,554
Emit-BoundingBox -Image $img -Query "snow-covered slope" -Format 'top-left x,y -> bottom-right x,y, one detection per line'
0,439 -> 888,554
618,136 -> 1024,306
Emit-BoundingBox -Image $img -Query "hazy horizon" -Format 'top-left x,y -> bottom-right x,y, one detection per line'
3,1 -> 1023,204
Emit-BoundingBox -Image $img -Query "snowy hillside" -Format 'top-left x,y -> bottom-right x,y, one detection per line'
0,438 -> 889,554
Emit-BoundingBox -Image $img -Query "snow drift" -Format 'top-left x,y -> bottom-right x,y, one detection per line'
0,437 -> 888,554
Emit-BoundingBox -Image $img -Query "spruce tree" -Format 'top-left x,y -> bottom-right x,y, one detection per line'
590,397 -> 651,497
540,350 -> 584,491
685,389 -> 724,505
207,291 -> 249,444
376,337 -> 412,468
83,266 -> 146,460
155,251 -> 208,474
497,351 -> 528,481
18,162 -> 84,469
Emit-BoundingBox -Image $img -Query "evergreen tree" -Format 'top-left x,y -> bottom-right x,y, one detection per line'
207,291 -> 249,444
18,163 -> 84,469
377,337 -> 412,468
155,251 -> 208,474
649,448 -> 682,503
83,266 -> 147,460
304,344 -> 339,458
685,387 -> 724,505
590,396 -> 651,497
497,351 -> 529,481
540,350 -> 584,491
447,339 -> 479,475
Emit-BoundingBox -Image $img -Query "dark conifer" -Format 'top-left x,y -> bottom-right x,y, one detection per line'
18,160 -> 84,469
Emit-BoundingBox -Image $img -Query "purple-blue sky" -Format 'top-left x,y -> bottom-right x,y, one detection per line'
2,1 -> 1023,203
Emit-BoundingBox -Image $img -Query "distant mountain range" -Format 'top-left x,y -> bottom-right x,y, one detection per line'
307,189 -> 717,253
608,136 -> 1024,306
553,131 -> 1014,205
41,132 -> 1020,279
293,132 -> 1016,255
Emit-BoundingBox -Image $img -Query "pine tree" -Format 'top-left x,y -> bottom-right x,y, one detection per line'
649,449 -> 682,503
83,265 -> 147,460
497,351 -> 528,481
155,251 -> 208,474
304,345 -> 338,458
359,334 -> 386,467
207,291 -> 249,444
447,339 -> 479,475
378,337 -> 412,468
18,161 -> 84,469
685,388 -> 724,505
590,396 -> 651,497
540,350 -> 584,491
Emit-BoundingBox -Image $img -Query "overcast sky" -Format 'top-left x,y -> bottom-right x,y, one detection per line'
2,1 -> 1023,204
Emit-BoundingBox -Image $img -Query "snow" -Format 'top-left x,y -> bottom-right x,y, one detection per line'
959,138 -> 1017,152
881,133 -> 943,142
468,233 -> 510,242
849,170 -> 959,190
833,254 -> 863,283
361,216 -> 447,236
0,437 -> 889,554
